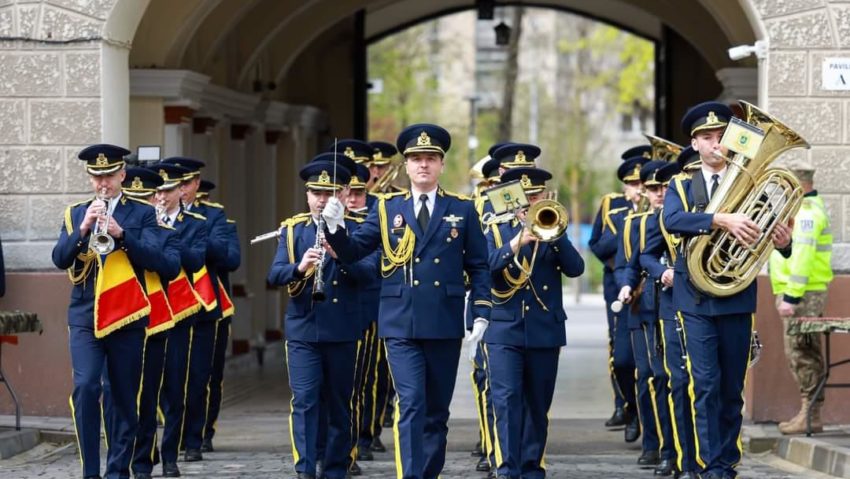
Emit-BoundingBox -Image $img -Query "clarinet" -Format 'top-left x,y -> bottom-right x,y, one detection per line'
312,214 -> 327,302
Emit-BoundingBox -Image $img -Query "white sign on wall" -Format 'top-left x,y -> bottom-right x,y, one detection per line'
822,58 -> 850,91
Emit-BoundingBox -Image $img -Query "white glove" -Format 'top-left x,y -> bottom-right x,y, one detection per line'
466,318 -> 488,361
321,197 -> 345,234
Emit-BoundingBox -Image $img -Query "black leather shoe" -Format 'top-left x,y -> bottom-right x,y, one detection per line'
134,473 -> 152,479
162,462 -> 181,477
359,447 -> 374,461
382,408 -> 394,428
471,440 -> 484,457
201,438 -> 214,453
624,416 -> 641,443
476,455 -> 491,472
370,436 -> 386,453
654,458 -> 675,475
349,460 -> 362,476
698,472 -> 722,479
638,450 -> 660,466
486,472 -> 496,479
605,406 -> 626,427
184,448 -> 203,462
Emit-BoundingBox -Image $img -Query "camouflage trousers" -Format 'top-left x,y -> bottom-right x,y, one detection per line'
777,292 -> 828,403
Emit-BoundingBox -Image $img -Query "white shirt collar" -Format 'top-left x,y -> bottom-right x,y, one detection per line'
411,186 -> 438,216
164,207 -> 179,225
701,165 -> 727,187
106,193 -> 122,216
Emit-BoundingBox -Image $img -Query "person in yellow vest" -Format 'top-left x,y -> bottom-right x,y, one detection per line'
769,160 -> 834,435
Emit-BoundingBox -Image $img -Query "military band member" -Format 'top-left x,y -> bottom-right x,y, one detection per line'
484,166 -> 584,479
52,144 -> 167,479
149,162 -> 208,477
589,145 -> 651,428
161,156 -> 230,462
322,124 -> 492,479
641,147 -> 699,479
615,160 -> 679,474
601,155 -> 648,444
202,180 -> 241,453
269,157 -> 378,479
663,101 -> 792,479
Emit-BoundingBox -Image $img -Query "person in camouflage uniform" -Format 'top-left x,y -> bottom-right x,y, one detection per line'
769,160 -> 834,435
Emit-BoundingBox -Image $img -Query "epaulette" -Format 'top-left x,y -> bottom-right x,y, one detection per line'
68,198 -> 92,209
379,190 -> 406,199
671,172 -> 690,181
605,192 -> 625,200
126,196 -> 155,208
200,200 -> 224,209
626,210 -> 653,220
345,214 -> 365,223
440,189 -> 472,201
159,223 -> 176,231
280,213 -> 312,228
183,210 -> 207,221
226,219 -> 236,224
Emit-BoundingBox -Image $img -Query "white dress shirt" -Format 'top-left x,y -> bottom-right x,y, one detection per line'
411,187 -> 437,218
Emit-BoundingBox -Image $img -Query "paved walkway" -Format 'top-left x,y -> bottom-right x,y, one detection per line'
0,296 -> 834,478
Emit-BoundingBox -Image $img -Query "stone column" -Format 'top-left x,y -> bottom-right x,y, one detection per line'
191,117 -> 219,183
715,67 -> 758,105
163,106 -> 194,157
225,123 -> 253,349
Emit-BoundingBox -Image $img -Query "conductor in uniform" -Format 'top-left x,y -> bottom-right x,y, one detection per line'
663,101 -> 792,479
483,165 -> 584,479
52,144 -> 166,479
322,124 -> 492,479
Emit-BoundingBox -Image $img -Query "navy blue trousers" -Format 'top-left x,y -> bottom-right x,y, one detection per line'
132,331 -> 168,474
70,325 -> 145,479
286,340 -> 357,479
631,326 -> 658,454
680,311 -> 752,478
384,338 -> 462,479
357,322 -> 381,451
204,317 -> 231,444
159,318 -> 193,463
603,269 -> 625,409
183,319 -> 217,450
661,319 -> 697,473
472,342 -> 496,469
612,309 -> 636,417
633,320 -> 675,461
485,343 -> 559,479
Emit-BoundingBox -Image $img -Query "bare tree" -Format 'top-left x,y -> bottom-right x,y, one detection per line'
497,7 -> 524,141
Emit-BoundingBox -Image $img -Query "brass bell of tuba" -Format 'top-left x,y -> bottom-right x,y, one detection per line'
526,197 -> 568,242
685,100 -> 808,297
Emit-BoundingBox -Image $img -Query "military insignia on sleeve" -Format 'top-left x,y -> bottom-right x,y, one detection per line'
450,228 -> 459,239
393,214 -> 403,228
800,219 -> 814,232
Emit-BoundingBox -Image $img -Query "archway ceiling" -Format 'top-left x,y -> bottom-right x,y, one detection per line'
130,0 -> 756,98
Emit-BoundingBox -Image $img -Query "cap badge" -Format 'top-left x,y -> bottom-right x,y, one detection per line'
344,147 -> 355,159
520,174 -> 532,189
159,169 -> 168,180
318,170 -> 331,184
707,111 -> 719,125
131,177 -> 143,190
374,151 -> 383,160
516,150 -> 527,163
417,131 -> 431,146
95,153 -> 108,167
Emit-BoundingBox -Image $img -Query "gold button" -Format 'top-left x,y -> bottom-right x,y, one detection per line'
434,258 -> 440,264
524,305 -> 530,311
446,238 -> 452,242
413,280 -> 420,286
525,285 -> 530,290
332,298 -> 338,303
556,266 -> 561,271
543,285 -> 548,291
332,280 -> 338,286
434,281 -> 440,287
415,258 -> 421,263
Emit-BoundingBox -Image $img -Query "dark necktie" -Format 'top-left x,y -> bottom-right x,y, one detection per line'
417,194 -> 430,232
709,174 -> 720,200
163,216 -> 171,225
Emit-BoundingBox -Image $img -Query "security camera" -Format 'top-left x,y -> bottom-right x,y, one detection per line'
728,40 -> 768,61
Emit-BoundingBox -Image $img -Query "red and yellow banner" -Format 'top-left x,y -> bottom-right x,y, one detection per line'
94,250 -> 150,338
218,279 -> 235,319
144,271 -> 175,336
167,269 -> 202,322
192,265 -> 218,312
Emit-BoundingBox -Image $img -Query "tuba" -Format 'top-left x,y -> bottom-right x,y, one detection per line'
644,134 -> 683,163
685,100 -> 808,297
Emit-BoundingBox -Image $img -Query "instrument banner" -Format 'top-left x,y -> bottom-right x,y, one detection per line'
167,268 -> 202,323
192,265 -> 219,312
94,250 -> 151,338
218,279 -> 235,318
721,117 -> 764,160
144,270 -> 176,335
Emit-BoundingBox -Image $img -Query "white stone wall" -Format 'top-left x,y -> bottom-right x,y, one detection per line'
760,0 -> 850,271
0,1 -> 116,270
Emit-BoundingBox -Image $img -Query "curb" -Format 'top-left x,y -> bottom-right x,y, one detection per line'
0,429 -> 39,459
774,435 -> 850,478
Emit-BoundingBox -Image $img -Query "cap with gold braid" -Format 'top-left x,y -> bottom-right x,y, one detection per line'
330,139 -> 373,165
617,156 -> 649,183
78,144 -> 130,176
500,166 -> 552,195
349,163 -> 370,190
302,153 -> 352,191
369,141 -> 398,166
396,123 -> 451,157
161,157 -> 205,179
121,167 -> 163,198
681,101 -> 733,137
197,179 -> 215,199
620,145 -> 652,161
148,163 -> 190,190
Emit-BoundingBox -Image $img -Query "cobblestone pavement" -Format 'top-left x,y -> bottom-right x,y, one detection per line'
0,299 -> 831,478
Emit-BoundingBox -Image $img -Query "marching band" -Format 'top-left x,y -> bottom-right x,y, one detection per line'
53,98 -> 809,479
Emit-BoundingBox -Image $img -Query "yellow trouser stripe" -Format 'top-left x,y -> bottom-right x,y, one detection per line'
384,342 -> 403,479
177,326 -> 194,453
349,338 -> 363,461
284,341 -> 301,464
643,328 -> 664,452
678,311 -> 705,469
369,324 -> 381,439
470,365 -> 486,447
733,315 -> 755,468
659,324 -> 685,471
482,344 -> 503,468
